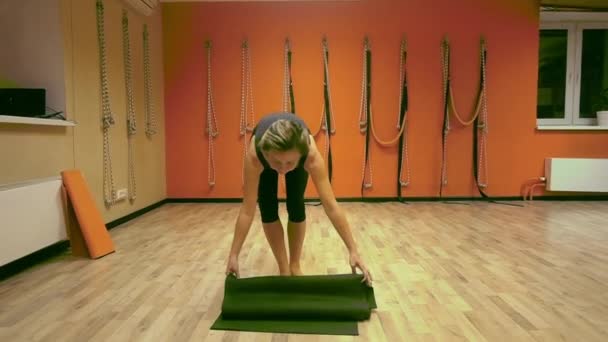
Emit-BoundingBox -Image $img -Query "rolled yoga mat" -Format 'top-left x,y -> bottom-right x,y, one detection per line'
211,273 -> 377,336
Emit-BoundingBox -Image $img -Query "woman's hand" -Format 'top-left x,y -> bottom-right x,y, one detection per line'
349,251 -> 373,286
226,254 -> 240,278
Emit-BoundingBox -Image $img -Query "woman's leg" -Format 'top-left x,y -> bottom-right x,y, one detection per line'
286,221 -> 306,275
258,168 -> 290,275
262,221 -> 290,275
285,166 -> 309,275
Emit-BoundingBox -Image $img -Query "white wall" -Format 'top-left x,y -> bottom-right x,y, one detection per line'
0,0 -> 66,112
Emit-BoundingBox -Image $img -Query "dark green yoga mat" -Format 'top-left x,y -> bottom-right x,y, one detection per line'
211,273 -> 377,335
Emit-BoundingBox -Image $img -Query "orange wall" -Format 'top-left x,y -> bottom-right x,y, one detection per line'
162,0 -> 608,199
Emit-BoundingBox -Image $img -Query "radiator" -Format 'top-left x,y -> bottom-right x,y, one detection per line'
545,158 -> 608,192
0,177 -> 68,267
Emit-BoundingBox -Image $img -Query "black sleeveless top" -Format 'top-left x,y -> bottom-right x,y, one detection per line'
252,112 -> 310,170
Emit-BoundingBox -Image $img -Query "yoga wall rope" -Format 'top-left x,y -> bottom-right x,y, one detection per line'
240,39 -> 256,186
440,36 -> 487,198
283,38 -> 295,114
359,37 -> 411,200
205,40 -> 219,187
396,38 -> 411,202
143,24 -> 157,137
122,9 -> 137,203
359,37 -> 373,196
312,37 -> 336,184
96,0 -> 117,208
472,37 -> 489,198
278,38 -> 296,194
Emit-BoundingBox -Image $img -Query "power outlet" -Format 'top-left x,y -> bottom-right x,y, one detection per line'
116,188 -> 128,200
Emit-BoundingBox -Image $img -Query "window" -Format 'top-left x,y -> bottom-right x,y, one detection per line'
538,12 -> 608,127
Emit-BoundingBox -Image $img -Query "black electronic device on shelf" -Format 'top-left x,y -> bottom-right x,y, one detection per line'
0,88 -> 46,117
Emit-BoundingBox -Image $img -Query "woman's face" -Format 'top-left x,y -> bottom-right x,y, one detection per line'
262,148 -> 301,174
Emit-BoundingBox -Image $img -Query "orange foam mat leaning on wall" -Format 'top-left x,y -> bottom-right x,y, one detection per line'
61,169 -> 115,259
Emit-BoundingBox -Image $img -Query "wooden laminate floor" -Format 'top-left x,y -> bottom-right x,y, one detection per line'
0,201 -> 607,341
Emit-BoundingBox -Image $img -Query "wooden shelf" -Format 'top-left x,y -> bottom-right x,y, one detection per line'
0,115 -> 75,127
537,125 -> 608,131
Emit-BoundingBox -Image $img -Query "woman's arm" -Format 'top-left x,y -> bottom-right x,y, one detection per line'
228,141 -> 262,259
306,138 -> 372,284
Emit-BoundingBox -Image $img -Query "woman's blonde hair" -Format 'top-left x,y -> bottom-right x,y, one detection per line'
257,119 -> 309,155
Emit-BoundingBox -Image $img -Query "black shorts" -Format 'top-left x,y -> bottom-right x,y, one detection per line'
258,166 -> 309,223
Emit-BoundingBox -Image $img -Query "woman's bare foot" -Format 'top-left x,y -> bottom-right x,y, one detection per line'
290,263 -> 303,276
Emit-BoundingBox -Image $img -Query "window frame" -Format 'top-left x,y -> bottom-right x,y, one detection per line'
573,22 -> 608,125
538,12 -> 608,127
537,22 -> 576,126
